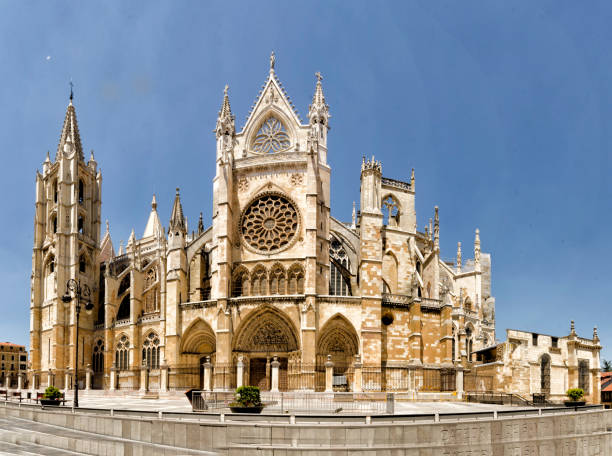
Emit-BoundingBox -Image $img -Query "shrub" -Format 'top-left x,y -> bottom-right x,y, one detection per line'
566,388 -> 584,402
43,386 -> 62,400
230,386 -> 262,407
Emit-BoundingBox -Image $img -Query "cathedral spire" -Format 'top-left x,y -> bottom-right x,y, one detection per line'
433,206 -> 440,251
308,72 -> 330,131
56,90 -> 84,161
144,194 -> 164,238
169,188 -> 186,233
215,84 -> 235,139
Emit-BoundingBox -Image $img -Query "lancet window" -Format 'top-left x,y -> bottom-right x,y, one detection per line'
232,268 -> 249,297
78,180 -> 84,204
92,339 -> 104,373
143,268 -> 159,313
115,336 -> 129,370
288,265 -> 304,294
252,116 -> 291,154
382,195 -> 399,226
579,360 -> 590,392
251,267 -> 267,295
142,332 -> 160,369
269,265 -> 286,295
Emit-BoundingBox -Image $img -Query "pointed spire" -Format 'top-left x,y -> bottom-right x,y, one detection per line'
128,228 -> 135,245
428,218 -> 433,241
351,202 -> 356,229
216,85 -> 235,138
309,72 -> 330,129
57,93 -> 84,161
105,220 -> 109,234
434,206 -> 440,251
99,220 -> 115,263
144,194 -> 164,238
456,242 -> 462,273
169,187 -> 186,233
118,240 -> 124,255
198,212 -> 204,235
474,228 -> 481,264
410,168 -> 415,190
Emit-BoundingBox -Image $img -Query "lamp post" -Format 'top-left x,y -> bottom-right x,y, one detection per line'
62,278 -> 93,408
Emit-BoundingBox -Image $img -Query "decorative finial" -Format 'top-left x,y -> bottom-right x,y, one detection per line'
570,320 -> 576,335
69,80 -> 74,102
315,72 -> 323,82
434,206 -> 440,250
456,242 -> 462,272
270,51 -> 275,71
105,220 -> 109,233
151,194 -> 157,210
224,84 -> 229,96
594,326 -> 599,341
351,201 -> 356,228
410,168 -> 415,188
176,187 -> 180,195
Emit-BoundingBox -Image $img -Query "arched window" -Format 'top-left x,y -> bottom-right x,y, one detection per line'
252,116 -> 291,154
382,195 -> 399,226
144,268 -> 159,313
251,267 -> 267,296
53,180 -> 58,203
232,268 -> 249,297
47,257 -> 55,274
51,215 -> 57,234
79,255 -> 86,273
142,333 -> 160,369
78,180 -> 84,204
115,336 -> 129,370
116,295 -> 130,321
541,354 -> 551,394
269,265 -> 285,295
92,339 -> 104,373
78,215 -> 84,234
44,256 -> 56,301
465,327 -> 473,361
452,327 -> 457,361
329,237 -> 351,296
579,360 -> 590,392
288,265 -> 304,294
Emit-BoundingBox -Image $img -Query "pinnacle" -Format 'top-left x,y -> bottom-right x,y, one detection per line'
169,188 -> 186,233
57,100 -> 84,161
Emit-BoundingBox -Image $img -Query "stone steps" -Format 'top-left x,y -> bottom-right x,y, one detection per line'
0,416 -> 218,455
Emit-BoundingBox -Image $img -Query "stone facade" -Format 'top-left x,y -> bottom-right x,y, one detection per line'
27,56 -> 599,400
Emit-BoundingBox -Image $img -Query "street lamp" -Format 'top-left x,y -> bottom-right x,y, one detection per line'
62,278 -> 93,408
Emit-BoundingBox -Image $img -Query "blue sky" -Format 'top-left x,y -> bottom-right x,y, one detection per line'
0,1 -> 610,361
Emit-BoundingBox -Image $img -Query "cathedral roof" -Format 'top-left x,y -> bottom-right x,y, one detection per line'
241,52 -> 302,132
56,98 -> 84,161
169,188 -> 186,233
143,194 -> 164,238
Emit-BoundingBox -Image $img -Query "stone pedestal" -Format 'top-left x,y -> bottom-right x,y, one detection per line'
325,355 -> 334,392
160,363 -> 168,392
109,365 -> 117,391
140,366 -> 149,392
203,357 -> 212,392
270,356 -> 280,392
85,365 -> 92,390
455,368 -> 464,400
236,356 -> 244,389
353,355 -> 362,393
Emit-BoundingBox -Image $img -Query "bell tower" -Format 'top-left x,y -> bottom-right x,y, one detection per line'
30,92 -> 102,388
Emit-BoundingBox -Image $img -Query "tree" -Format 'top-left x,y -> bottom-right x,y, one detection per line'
602,359 -> 612,372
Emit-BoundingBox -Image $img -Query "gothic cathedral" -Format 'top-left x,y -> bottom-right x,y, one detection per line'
29,58 -> 496,393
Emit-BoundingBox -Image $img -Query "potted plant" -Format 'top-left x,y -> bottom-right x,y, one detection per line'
40,386 -> 63,406
229,386 -> 264,414
565,388 -> 586,406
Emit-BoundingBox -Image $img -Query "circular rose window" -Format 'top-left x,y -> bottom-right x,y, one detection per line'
241,193 -> 299,253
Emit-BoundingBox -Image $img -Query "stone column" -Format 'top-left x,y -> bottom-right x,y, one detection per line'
5,375 -> 10,390
455,367 -> 464,400
236,356 -> 244,389
325,355 -> 334,392
270,356 -> 280,392
109,364 -> 117,391
353,355 -> 363,393
47,370 -> 53,388
140,365 -> 149,392
64,371 -> 71,391
17,374 -> 23,391
160,362 -> 168,392
203,357 -> 212,392
85,365 -> 92,391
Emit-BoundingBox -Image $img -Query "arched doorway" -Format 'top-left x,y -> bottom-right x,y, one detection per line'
233,308 -> 299,391
181,319 -> 216,390
316,315 -> 360,391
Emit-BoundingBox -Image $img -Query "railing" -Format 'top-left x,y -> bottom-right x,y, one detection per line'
381,293 -> 413,307
180,300 -> 217,310
191,390 -> 391,414
420,297 -> 443,310
114,318 -> 130,327
381,177 -> 411,191
466,391 -> 535,407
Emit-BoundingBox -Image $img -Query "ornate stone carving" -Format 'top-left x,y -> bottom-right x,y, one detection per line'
252,117 -> 290,154
290,173 -> 303,186
241,193 -> 299,253
237,177 -> 249,192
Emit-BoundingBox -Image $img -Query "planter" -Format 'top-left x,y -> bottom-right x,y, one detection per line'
40,399 -> 61,406
564,400 -> 586,407
229,405 -> 264,414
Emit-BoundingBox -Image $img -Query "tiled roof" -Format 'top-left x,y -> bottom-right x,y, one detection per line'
0,342 -> 25,348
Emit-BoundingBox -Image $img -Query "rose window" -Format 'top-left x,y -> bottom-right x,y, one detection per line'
241,194 -> 299,253
252,117 -> 291,154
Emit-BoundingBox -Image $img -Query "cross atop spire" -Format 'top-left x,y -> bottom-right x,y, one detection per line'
69,80 -> 74,102
309,72 -> 330,131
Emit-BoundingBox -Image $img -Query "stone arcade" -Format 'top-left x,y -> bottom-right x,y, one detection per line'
28,56 -> 600,401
